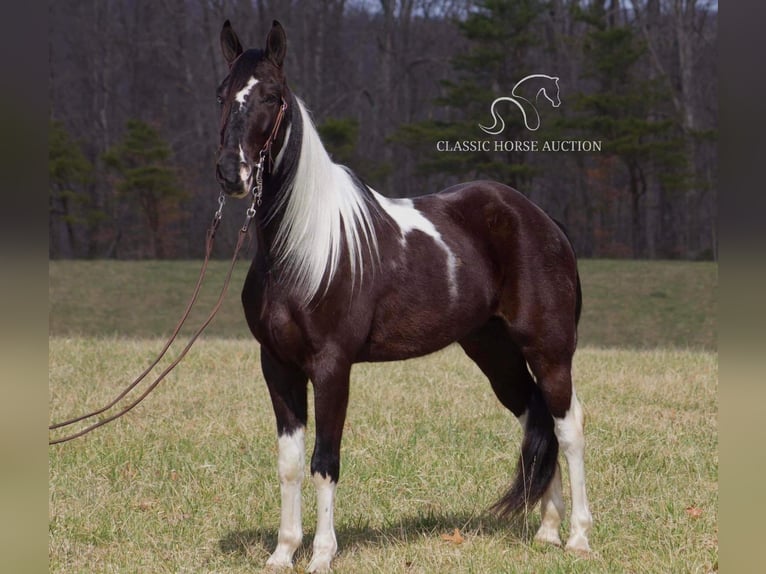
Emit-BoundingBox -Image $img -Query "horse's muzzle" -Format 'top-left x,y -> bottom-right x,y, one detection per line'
216,155 -> 251,198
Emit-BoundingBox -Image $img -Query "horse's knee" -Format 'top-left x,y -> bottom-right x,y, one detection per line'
278,428 -> 306,484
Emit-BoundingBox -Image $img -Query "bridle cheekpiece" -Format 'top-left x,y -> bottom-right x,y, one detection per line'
243,97 -> 288,231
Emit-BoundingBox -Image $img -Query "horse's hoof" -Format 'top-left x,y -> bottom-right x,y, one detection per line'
565,534 -> 591,556
265,553 -> 293,570
534,526 -> 562,547
306,553 -> 333,573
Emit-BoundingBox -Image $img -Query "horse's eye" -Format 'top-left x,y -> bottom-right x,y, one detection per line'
261,94 -> 278,105
216,95 -> 224,105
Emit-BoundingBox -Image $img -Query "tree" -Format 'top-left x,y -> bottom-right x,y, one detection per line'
103,120 -> 187,258
394,0 -> 550,188
47,0 -> 717,260
569,0 -> 688,257
319,117 -> 392,185
49,121 -> 96,258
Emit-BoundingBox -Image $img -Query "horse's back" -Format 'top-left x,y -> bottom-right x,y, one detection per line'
415,180 -> 577,273
361,180 -> 578,362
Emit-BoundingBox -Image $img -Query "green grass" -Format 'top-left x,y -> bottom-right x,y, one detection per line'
49,259 -> 717,571
48,260 -> 253,339
49,340 -> 717,573
577,260 -> 717,350
49,259 -> 717,349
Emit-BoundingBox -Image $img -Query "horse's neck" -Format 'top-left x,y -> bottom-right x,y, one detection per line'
253,101 -> 303,262
252,97 -> 381,304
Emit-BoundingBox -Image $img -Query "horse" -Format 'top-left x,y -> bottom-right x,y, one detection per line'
479,74 -> 561,134
214,20 -> 592,572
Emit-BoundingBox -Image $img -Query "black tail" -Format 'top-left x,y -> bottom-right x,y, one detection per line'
491,385 -> 558,518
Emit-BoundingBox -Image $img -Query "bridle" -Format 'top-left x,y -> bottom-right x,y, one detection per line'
243,97 -> 288,230
49,99 -> 289,445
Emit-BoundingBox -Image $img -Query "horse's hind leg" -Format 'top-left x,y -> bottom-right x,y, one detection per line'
459,317 -> 566,546
524,346 -> 592,553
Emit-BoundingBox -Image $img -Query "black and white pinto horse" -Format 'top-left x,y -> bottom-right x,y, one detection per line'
215,21 -> 592,572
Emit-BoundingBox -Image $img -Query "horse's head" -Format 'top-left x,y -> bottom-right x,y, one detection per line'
215,20 -> 289,198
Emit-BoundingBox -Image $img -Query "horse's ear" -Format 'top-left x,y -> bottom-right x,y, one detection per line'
221,20 -> 244,67
265,20 -> 287,68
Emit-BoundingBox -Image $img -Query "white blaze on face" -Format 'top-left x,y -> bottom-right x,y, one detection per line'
235,76 -> 259,107
238,144 -> 251,185
231,77 -> 259,192
371,190 -> 459,301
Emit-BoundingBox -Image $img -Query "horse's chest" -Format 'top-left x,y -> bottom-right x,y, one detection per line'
242,286 -> 305,361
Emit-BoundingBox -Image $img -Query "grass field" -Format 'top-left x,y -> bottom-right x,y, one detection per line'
49,259 -> 717,572
49,259 -> 717,349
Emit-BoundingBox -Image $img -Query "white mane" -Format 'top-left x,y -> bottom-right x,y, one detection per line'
272,99 -> 379,304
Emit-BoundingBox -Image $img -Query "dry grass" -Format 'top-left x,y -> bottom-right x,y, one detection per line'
49,339 -> 717,573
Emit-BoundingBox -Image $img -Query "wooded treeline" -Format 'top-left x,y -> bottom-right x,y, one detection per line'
49,0 -> 717,260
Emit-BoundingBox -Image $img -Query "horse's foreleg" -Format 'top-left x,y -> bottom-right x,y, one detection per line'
306,361 -> 350,573
261,349 -> 309,569
268,428 -> 306,567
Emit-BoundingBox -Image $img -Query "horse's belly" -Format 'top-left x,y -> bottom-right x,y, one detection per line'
358,198 -> 498,361
359,270 -> 495,362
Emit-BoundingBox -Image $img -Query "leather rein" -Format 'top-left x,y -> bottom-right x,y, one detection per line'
49,99 -> 288,446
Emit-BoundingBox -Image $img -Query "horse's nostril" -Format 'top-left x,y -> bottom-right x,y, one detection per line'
216,160 -> 239,185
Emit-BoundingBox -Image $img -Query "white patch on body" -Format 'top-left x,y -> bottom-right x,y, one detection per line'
267,428 -> 305,568
235,76 -> 259,106
307,473 -> 338,573
372,191 -> 459,301
272,99 -> 379,304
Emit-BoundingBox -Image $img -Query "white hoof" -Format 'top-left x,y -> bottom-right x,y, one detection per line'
565,533 -> 591,555
266,549 -> 294,569
306,552 -> 334,573
534,525 -> 562,547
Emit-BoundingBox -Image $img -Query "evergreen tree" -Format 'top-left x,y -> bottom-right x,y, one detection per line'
103,120 -> 187,258
394,0 -> 550,189
319,117 -> 391,185
569,1 -> 688,257
49,121 -> 95,257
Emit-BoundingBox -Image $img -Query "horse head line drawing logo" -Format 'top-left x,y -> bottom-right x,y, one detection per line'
479,74 -> 561,134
